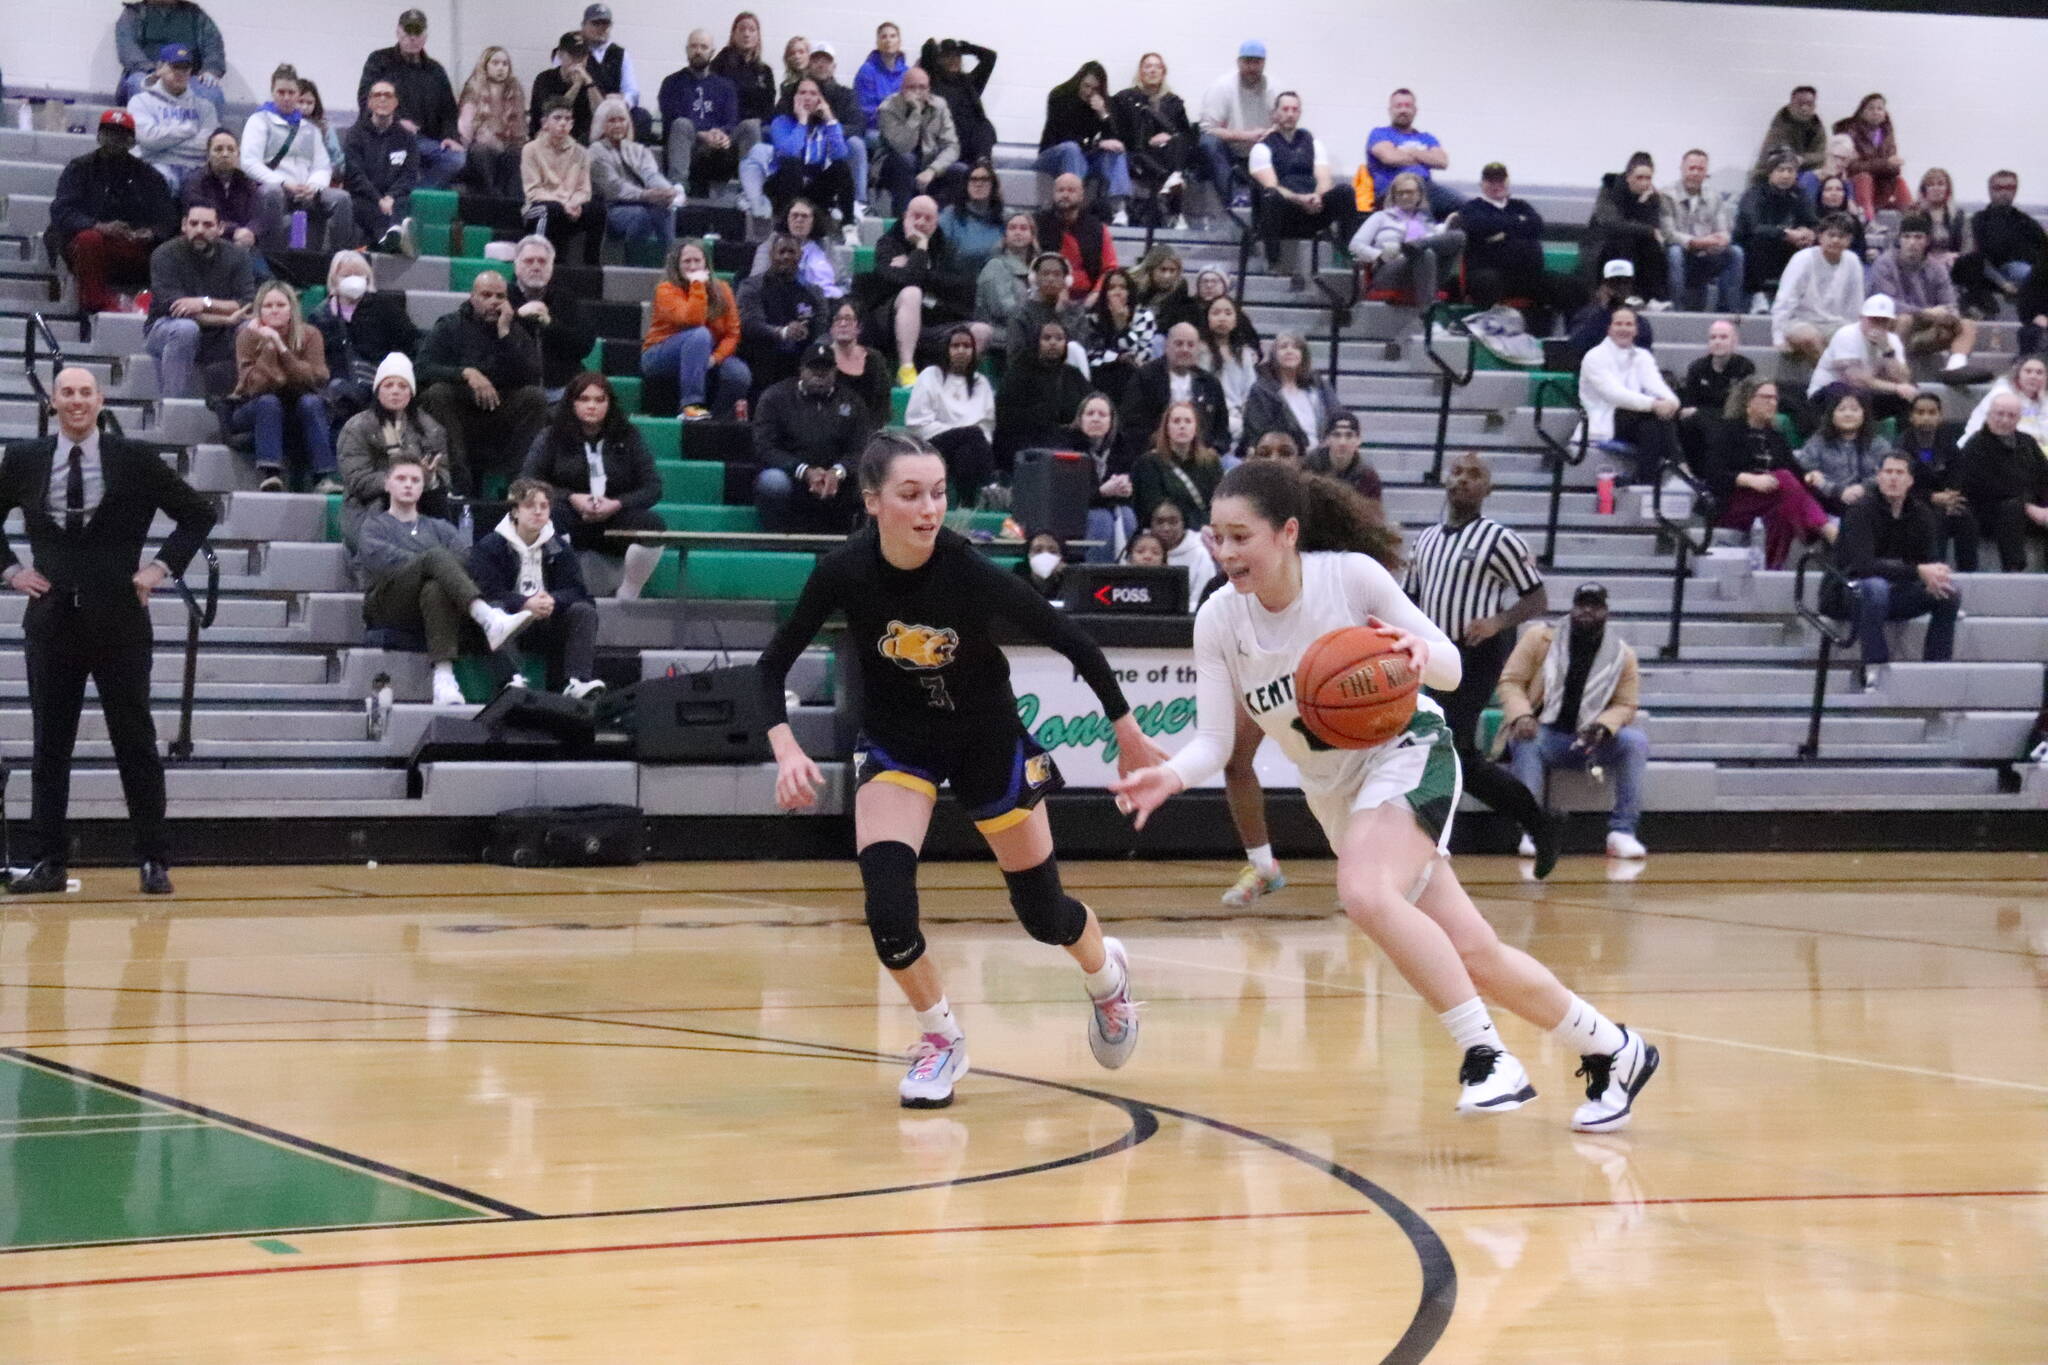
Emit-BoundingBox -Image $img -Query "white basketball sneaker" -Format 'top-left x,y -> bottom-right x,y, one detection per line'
899,1032 -> 968,1109
1455,1045 -> 1537,1115
1571,1026 -> 1659,1132
1086,937 -> 1141,1069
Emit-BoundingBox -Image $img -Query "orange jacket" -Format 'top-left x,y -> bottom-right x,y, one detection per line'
645,278 -> 739,364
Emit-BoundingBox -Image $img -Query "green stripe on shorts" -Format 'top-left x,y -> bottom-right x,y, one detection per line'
1400,709 -> 1460,849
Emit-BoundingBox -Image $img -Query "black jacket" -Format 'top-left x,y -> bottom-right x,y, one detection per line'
1677,354 -> 1756,415
712,46 -> 777,124
736,271 -> 825,357
921,40 -> 996,153
1460,195 -> 1546,279
1736,182 -> 1816,244
0,434 -> 215,603
467,523 -> 593,614
1240,374 -> 1351,457
416,304 -> 542,392
509,279 -> 596,391
754,377 -> 870,476
995,351 -> 1090,464
1039,85 -> 1114,154
1894,422 -> 1965,500
528,67 -> 600,142
1955,428 -> 2048,511
519,425 -> 660,510
1111,87 -> 1191,182
310,292 -> 421,384
341,117 -> 420,202
1061,423 -> 1134,508
1967,203 -> 2048,270
49,149 -> 178,257
1118,359 -> 1229,461
357,46 -> 459,141
1700,418 -> 1801,503
864,223 -> 974,319
145,237 -> 253,325
1833,494 -> 1942,587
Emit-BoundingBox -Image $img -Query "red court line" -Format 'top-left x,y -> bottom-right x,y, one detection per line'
0,1208 -> 1379,1294
1426,1189 -> 2048,1214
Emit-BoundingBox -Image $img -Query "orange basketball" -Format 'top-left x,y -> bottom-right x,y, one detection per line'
1293,626 -> 1420,749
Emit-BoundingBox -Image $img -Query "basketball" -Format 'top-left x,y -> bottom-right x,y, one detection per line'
1294,626 -> 1420,749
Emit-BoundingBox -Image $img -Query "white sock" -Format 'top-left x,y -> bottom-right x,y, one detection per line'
466,599 -> 498,628
1944,351 -> 1968,370
1551,994 -> 1626,1057
1245,843 -> 1279,877
618,543 -> 662,599
431,660 -> 458,690
914,998 -> 962,1042
1438,997 -> 1501,1053
1082,954 -> 1124,1001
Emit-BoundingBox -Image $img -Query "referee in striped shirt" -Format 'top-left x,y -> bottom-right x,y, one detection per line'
1404,451 -> 1560,875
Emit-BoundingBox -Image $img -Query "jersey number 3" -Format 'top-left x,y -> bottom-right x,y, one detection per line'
921,676 -> 955,712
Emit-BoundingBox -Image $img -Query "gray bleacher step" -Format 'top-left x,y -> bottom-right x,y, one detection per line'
0,707 -> 387,744
0,193 -> 51,236
0,315 -> 81,347
1716,765 -> 2006,798
0,595 -> 288,630
0,648 -> 328,685
1,766 -> 409,804
31,738 -> 404,763
1638,662 -> 2044,709
90,309 -> 147,356
0,679 -> 358,703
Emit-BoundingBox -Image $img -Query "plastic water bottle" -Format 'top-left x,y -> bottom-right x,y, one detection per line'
1747,516 -> 1767,572
289,210 -> 308,249
459,502 -> 474,544
365,672 -> 393,740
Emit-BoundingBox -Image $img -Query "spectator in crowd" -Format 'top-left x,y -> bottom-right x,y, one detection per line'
296,80 -> 345,179
853,22 -> 908,129
1114,53 -> 1194,230
941,161 -> 1007,271
310,248 -> 418,432
1365,87 -> 1458,219
1773,214 -> 1866,365
356,456 -> 532,708
1038,62 -> 1131,225
905,324 -> 998,500
765,78 -> 857,237
144,201 -> 250,398
1810,294 -> 1918,425
773,45 -> 871,226
1064,390 -> 1136,560
518,372 -> 666,599
1085,268 -> 1157,406
713,11 -> 778,128
1897,391 -> 1977,572
1004,250 -> 1091,367
1147,497 -> 1215,596
1579,306 -> 1680,485
876,66 -> 965,215
589,96 -> 680,267
336,352 -> 451,548
115,0 -> 226,115
1799,384 -> 1892,513
1133,245 -> 1199,334
921,37 -> 999,167
242,67 -> 356,253
1953,171 -> 2046,319
866,194 -> 986,387
995,319 -> 1091,467
1196,41 -> 1271,213
226,280 -> 334,492
1500,583 -> 1650,861
1868,213 -> 1976,372
528,32 -> 605,144
1826,452 -> 1959,689
507,234 -> 594,402
181,128 -> 277,263
1812,174 -> 1869,259
643,239 -> 748,421
1750,84 -> 1825,190
1305,412 -> 1381,506
824,299 -> 893,421
457,46 -> 528,199
1242,331 -> 1347,458
1566,261 -> 1657,361
1250,92 -> 1359,279
1737,152 -> 1818,309
1132,399 -> 1223,527
1125,529 -> 1168,568
1200,294 -> 1259,445
1036,173 -> 1119,302
1955,390 -> 2048,571
576,3 -> 649,140
1460,162 -> 1580,336
1962,355 -> 2048,445
1832,92 -> 1910,217
1676,316 -> 1754,466
659,29 -> 756,195
975,211 -> 1038,344
752,345 -> 871,532
779,37 -> 813,97
342,80 -> 420,255
747,198 -> 846,298
1121,321 -> 1229,459
128,44 -> 212,191
1351,171 -> 1465,310
1702,376 -> 1831,569
1915,168 -> 1967,265
467,478 -> 602,696
417,270 -> 548,494
51,112 -> 177,314
738,233 -> 825,395
1585,153 -> 1669,302
1017,531 -> 1069,600
357,8 -> 465,189
1662,149 -> 1743,312
522,99 -> 597,265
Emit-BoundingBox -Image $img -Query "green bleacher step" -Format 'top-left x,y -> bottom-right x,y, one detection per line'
611,376 -> 642,415
682,549 -> 813,603
657,502 -> 759,532
412,188 -> 459,226
416,221 -> 454,256
1541,241 -> 1577,274
655,459 -> 724,503
631,415 -> 682,461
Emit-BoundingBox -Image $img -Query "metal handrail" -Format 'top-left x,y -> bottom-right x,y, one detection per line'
166,543 -> 220,763
23,311 -> 65,437
1531,374 -> 1591,566
1418,304 -> 1476,486
1791,549 -> 1859,761
1650,460 -> 1716,661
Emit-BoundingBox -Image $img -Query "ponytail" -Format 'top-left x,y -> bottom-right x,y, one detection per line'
1213,461 -> 1403,574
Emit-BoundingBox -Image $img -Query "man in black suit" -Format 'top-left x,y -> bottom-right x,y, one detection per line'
0,368 -> 216,894
1118,322 -> 1229,460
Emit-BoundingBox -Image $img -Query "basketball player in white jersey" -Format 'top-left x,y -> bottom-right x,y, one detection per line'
1113,462 -> 1658,1127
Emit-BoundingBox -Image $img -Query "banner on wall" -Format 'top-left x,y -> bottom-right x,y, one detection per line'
1005,647 -> 1304,791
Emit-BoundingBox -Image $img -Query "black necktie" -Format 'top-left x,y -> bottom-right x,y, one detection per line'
65,446 -> 84,533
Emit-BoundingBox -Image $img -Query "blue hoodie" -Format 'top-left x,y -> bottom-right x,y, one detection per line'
852,50 -> 906,120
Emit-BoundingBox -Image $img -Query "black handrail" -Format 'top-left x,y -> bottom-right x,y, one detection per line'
166,543 -> 220,763
1791,549 -> 1858,761
23,311 -> 65,437
1418,304 -> 1475,485
1650,460 -> 1716,661
1530,374 -> 1591,566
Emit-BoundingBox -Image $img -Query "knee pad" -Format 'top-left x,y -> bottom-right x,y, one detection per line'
857,841 -> 925,970
1003,858 -> 1087,947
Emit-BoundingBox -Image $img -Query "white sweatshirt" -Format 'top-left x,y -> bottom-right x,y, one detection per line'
1578,338 -> 1678,443
904,367 -> 996,441
1771,244 -> 1865,347
240,107 -> 332,190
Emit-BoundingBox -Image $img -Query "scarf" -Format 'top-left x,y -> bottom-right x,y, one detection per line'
1537,623 -> 1624,730
261,100 -> 302,125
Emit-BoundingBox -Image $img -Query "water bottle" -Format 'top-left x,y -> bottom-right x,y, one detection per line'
1747,516 -> 1767,572
365,672 -> 393,740
1595,470 -> 1615,516
459,502 -> 474,545
289,210 -> 308,249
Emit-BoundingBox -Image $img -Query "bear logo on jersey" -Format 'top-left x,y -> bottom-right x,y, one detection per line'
1024,753 -> 1053,787
878,620 -> 959,670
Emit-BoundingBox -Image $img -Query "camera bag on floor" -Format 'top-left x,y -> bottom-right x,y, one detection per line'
486,804 -> 647,867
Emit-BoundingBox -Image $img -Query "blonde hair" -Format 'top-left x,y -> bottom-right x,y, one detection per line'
252,279 -> 305,350
1388,171 -> 1427,207
325,249 -> 372,297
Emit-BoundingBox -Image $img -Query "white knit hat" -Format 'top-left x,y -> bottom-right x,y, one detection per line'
373,352 -> 415,393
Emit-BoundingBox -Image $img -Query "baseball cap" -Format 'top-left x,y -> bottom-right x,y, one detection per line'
1480,161 -> 1508,181
800,342 -> 837,371
1602,259 -> 1635,279
99,109 -> 137,131
583,3 -> 613,20
1572,582 -> 1609,606
1861,293 -> 1897,319
1239,40 -> 1267,58
809,40 -> 836,60
1327,413 -> 1360,434
556,31 -> 589,57
397,9 -> 427,34
157,43 -> 196,66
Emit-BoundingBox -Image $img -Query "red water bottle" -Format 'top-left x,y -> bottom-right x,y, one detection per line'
1596,470 -> 1616,515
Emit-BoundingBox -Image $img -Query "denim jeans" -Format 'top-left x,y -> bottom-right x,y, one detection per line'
606,201 -> 676,266
1510,722 -> 1649,834
1194,132 -> 1241,201
1845,575 -> 1958,667
145,317 -> 201,398
1664,243 -> 1747,311
416,135 -> 467,189
1084,505 -> 1136,563
1035,141 -> 1131,199
229,391 -> 336,478
642,327 -> 752,415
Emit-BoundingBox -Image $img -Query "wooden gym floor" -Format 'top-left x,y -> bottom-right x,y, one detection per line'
0,851 -> 2043,1363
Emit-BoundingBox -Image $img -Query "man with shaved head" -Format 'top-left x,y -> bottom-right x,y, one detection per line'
876,65 -> 965,213
416,270 -> 547,494
1118,321 -> 1229,459
0,367 -> 215,895
1035,172 -> 1117,302
657,26 -> 757,192
867,193 -> 988,387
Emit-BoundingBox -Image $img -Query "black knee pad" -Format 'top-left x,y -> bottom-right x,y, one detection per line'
857,841 -> 925,969
1003,858 -> 1087,947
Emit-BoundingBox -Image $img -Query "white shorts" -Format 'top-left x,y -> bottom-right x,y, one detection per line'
1304,706 -> 1462,858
